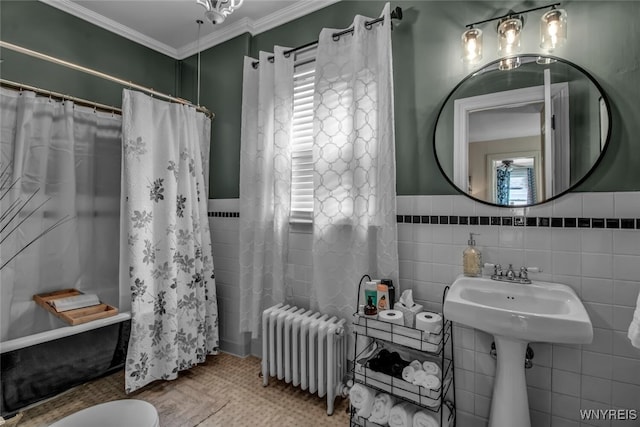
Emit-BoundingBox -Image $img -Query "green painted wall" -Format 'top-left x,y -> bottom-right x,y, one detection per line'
0,1 -> 176,110
2,1 -> 639,198
180,34 -> 250,199
193,0 -> 640,198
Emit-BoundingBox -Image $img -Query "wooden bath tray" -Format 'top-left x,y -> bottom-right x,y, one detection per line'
33,289 -> 118,326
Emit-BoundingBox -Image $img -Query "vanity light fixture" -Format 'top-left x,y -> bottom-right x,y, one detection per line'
461,2 -> 566,67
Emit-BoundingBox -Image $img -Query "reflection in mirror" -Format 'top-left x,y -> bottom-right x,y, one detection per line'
434,55 -> 610,207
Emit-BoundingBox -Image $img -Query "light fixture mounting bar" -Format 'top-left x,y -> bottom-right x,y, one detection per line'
465,2 -> 561,28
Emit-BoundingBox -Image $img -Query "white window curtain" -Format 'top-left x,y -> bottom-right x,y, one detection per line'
120,89 -> 218,392
0,88 -> 121,342
239,48 -> 294,338
311,3 -> 399,324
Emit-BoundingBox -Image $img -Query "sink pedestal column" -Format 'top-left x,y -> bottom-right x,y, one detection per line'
489,336 -> 530,427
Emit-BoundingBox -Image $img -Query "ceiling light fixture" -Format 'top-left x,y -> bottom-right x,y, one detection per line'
196,0 -> 244,25
461,2 -> 567,68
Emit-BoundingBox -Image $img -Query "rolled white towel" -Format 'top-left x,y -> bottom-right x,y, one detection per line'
413,404 -> 451,427
389,401 -> 417,427
369,393 -> 395,425
410,359 -> 423,371
422,361 -> 441,377
412,369 -> 428,386
419,374 -> 441,391
349,383 -> 375,419
412,410 -> 438,427
402,365 -> 416,383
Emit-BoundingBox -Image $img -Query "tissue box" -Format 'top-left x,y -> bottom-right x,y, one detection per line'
395,302 -> 423,328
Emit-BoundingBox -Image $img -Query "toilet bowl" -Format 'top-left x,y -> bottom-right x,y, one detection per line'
49,399 -> 159,427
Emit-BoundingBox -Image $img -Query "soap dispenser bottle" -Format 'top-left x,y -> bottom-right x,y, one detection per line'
463,233 -> 482,277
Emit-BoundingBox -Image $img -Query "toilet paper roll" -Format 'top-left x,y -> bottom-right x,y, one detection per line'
378,310 -> 404,325
415,312 -> 443,334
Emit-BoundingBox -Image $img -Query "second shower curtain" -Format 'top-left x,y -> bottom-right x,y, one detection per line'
238,3 -> 399,337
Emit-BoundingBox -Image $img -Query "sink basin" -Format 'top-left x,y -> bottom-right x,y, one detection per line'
444,275 -> 593,344
444,275 -> 593,427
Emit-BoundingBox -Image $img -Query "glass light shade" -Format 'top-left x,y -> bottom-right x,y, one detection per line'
497,17 -> 523,56
461,28 -> 483,64
540,8 -> 567,50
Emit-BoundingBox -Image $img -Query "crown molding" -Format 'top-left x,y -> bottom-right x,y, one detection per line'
250,0 -> 341,37
176,17 -> 254,60
39,0 -> 341,60
39,0 -> 180,58
176,0 -> 341,59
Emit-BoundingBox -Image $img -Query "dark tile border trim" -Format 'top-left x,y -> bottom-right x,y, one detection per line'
210,211 -> 640,229
208,211 -> 240,218
396,214 -> 640,230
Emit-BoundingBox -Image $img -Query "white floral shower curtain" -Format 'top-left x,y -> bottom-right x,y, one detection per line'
0,88 -> 121,342
311,4 -> 399,324
120,89 -> 218,392
238,49 -> 295,338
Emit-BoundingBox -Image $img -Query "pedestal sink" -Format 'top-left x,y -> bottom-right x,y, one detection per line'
443,275 -> 593,427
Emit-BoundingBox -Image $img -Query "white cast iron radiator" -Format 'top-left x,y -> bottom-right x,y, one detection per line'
261,303 -> 348,415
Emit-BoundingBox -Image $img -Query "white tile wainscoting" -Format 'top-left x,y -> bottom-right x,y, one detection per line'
208,192 -> 640,426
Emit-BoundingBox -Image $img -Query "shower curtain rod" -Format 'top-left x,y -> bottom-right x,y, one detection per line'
251,6 -> 403,68
1,78 -> 123,115
0,40 -> 214,119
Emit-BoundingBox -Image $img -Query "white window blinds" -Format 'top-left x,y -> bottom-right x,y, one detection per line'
290,50 -> 316,223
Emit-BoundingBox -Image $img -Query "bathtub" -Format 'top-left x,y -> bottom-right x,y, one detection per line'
0,312 -> 131,417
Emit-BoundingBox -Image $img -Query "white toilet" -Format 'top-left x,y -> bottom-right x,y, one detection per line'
49,399 -> 159,427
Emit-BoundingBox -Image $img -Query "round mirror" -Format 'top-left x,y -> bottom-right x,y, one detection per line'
434,54 -> 611,207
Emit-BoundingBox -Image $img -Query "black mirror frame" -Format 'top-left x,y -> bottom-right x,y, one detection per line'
433,54 -> 613,208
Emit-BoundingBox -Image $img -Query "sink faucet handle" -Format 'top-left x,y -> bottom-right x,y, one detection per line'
506,264 -> 515,279
526,267 -> 543,273
519,266 -> 528,280
483,263 -> 499,275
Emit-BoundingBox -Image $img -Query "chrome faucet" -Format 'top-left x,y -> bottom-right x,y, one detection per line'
484,263 -> 542,284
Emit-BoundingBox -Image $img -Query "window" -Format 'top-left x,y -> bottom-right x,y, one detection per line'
507,166 -> 537,205
289,50 -> 316,223
492,157 -> 537,206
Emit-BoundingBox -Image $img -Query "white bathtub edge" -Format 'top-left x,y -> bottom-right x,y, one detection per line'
0,312 -> 131,354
